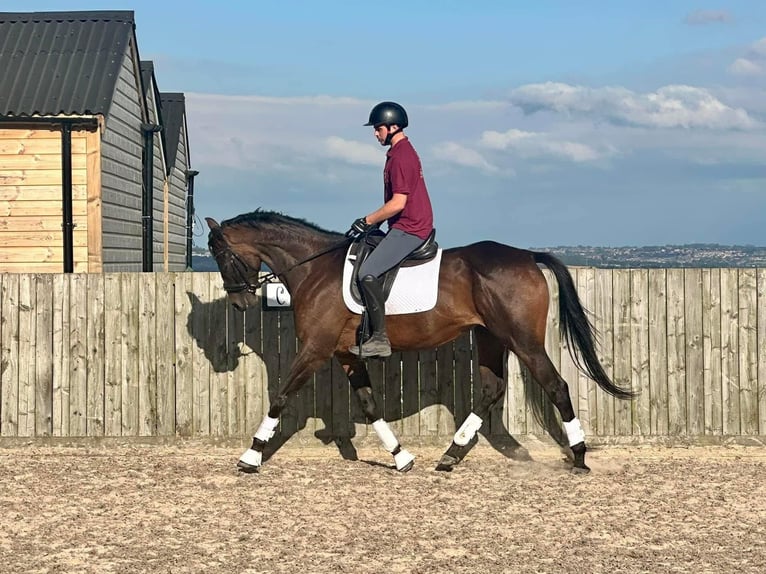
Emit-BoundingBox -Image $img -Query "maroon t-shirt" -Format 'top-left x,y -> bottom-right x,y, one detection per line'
383,137 -> 434,240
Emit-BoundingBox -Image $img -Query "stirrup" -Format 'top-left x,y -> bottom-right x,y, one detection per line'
349,335 -> 391,358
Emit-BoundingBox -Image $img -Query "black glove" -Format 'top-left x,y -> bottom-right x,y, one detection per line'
346,217 -> 373,237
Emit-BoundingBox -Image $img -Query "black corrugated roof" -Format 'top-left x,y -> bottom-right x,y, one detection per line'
0,11 -> 135,117
160,92 -> 187,173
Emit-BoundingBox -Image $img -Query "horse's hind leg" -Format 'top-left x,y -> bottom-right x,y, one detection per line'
343,358 -> 414,472
512,338 -> 589,474
436,327 -> 509,472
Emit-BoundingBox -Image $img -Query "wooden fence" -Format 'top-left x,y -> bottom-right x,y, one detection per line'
0,269 -> 764,444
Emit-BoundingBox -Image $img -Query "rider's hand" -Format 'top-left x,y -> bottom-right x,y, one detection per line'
346,217 -> 372,237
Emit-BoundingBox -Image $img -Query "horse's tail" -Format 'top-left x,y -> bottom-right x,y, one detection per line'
533,251 -> 637,400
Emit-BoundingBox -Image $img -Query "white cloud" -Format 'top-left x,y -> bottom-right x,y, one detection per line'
683,10 -> 732,25
729,58 -> 764,76
431,141 -> 500,173
728,37 -> 766,77
323,136 -> 381,166
510,82 -> 758,130
481,128 -> 605,162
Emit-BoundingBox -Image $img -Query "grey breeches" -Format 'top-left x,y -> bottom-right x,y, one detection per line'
357,228 -> 425,279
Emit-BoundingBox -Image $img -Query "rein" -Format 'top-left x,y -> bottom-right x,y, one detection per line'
214,236 -> 352,295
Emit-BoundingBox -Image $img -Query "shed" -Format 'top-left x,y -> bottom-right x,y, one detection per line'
0,10 -> 197,272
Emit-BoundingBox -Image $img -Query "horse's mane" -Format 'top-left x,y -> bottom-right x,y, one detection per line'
221,209 -> 343,238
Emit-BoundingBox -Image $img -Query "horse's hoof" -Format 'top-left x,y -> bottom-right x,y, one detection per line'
237,460 -> 260,474
394,449 -> 415,472
435,454 -> 458,472
571,465 -> 591,475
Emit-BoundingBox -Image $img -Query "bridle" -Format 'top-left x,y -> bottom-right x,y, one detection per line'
211,236 -> 353,295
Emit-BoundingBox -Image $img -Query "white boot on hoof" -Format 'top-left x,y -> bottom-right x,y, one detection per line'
394,449 -> 415,472
237,448 -> 262,473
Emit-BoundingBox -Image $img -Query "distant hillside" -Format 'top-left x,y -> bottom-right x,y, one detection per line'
191,255 -> 220,272
535,244 -> 766,268
191,244 -> 766,271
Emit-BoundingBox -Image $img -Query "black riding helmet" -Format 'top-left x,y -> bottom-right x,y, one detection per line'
364,101 -> 409,129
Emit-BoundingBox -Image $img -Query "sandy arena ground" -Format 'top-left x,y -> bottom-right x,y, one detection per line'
0,440 -> 764,574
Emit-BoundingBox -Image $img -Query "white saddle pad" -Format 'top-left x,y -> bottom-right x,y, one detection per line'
342,247 -> 442,315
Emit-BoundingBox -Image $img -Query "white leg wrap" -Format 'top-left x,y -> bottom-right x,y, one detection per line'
372,419 -> 399,453
254,415 -> 279,443
563,417 -> 586,447
239,448 -> 263,468
454,412 -> 483,446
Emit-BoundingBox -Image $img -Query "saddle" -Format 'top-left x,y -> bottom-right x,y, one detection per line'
348,228 -> 438,304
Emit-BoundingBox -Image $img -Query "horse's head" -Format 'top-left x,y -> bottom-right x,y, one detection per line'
206,217 -> 262,311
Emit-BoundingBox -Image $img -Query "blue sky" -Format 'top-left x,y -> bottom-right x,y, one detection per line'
8,1 -> 766,248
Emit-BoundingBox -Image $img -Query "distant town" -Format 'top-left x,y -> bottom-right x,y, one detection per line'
192,243 -> 766,271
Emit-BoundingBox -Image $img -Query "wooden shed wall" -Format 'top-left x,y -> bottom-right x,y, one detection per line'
0,127 -> 100,272
142,77 -> 168,272
166,121 -> 189,270
99,37 -> 144,272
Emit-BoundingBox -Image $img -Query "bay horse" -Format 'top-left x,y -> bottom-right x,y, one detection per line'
206,210 -> 635,474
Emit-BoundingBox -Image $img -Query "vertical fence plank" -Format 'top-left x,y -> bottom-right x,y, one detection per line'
208,275 -> 229,437
174,272 -> 194,436
684,269 -> 705,436
383,352 -> 403,435
738,269 -> 758,435
103,274 -> 122,436
138,274 -> 158,436
436,342 -> 456,436
34,275 -> 53,437
121,273 -> 140,436
1,274 -> 19,436
648,269 -> 668,435
720,269 -> 740,434
577,267 -> 598,436
17,274 -> 35,437
630,269 -> 651,436
401,350 -> 420,438
226,299 -> 246,437
506,352 -> 526,436
155,273 -> 175,436
702,269 -> 723,435
69,274 -> 87,436
612,269 -> 632,436
666,269 -> 687,436
191,273 -> 211,436
313,355 -> 333,442
594,269 -> 614,436
52,274 -> 69,436
86,273 -> 105,437
418,348 -> 439,437
243,302 -> 265,434
277,310 -> 299,439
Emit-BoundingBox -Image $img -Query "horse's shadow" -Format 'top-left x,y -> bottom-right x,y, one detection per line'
186,292 -> 567,464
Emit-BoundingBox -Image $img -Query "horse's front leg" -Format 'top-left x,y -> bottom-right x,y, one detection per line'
238,348 -> 329,473
343,358 -> 414,472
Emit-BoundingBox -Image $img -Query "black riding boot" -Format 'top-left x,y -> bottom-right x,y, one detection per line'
349,274 -> 392,358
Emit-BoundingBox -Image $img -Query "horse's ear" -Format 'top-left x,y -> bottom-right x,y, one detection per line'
205,217 -> 220,230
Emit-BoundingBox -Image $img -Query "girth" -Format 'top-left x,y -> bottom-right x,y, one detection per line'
349,229 -> 438,303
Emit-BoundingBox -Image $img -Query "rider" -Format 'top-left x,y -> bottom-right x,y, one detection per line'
347,101 -> 434,358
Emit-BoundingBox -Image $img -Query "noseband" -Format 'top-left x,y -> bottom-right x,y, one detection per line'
212,236 -> 352,296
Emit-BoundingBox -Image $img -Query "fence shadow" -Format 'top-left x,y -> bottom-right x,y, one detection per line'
186,292 -> 565,465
